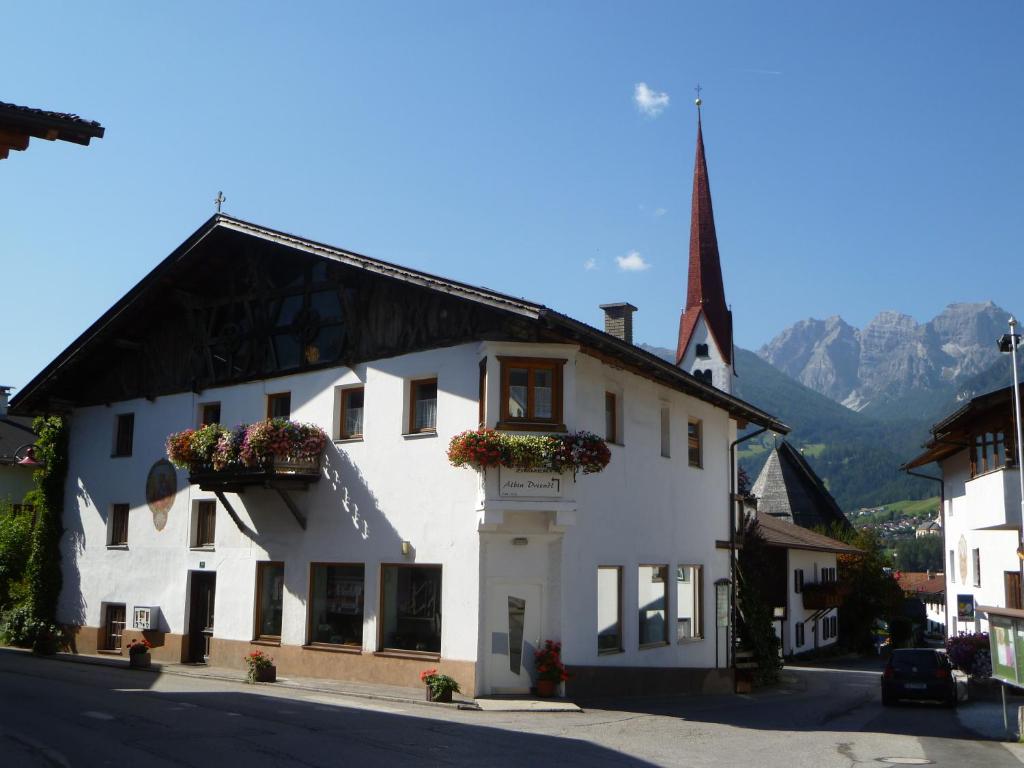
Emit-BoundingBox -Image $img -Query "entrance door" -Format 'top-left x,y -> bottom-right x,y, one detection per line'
187,571 -> 216,663
485,582 -> 542,694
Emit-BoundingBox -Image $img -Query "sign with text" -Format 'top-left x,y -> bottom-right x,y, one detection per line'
498,469 -> 563,498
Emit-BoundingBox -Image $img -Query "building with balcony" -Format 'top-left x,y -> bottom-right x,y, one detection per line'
903,383 -> 1024,636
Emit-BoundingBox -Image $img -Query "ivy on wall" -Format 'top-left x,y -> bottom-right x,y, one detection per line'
736,519 -> 783,686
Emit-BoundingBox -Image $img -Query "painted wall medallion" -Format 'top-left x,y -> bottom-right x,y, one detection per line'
146,459 -> 177,531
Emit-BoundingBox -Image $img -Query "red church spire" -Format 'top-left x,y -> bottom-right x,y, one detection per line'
675,107 -> 733,367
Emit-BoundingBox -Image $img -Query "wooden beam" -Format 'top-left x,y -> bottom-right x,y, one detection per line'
212,490 -> 257,538
272,486 -> 307,529
0,129 -> 30,151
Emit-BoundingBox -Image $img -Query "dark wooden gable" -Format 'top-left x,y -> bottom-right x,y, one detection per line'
32,226 -> 538,410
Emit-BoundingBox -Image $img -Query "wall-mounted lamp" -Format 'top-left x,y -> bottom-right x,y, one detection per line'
14,444 -> 42,468
401,541 -> 412,556
512,537 -> 529,546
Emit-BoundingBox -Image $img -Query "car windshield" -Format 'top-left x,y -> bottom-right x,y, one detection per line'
891,650 -> 940,670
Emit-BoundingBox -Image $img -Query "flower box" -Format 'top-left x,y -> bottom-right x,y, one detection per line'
448,430 -> 610,476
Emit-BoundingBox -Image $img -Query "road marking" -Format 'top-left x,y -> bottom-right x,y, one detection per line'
82,711 -> 115,720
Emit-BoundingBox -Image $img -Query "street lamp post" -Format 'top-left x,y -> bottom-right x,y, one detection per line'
998,318 -> 1024,608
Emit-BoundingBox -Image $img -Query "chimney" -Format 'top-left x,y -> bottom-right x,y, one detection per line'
600,303 -> 638,345
0,386 -> 10,417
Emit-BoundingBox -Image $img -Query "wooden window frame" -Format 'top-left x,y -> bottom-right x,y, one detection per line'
676,564 -> 703,641
108,503 -> 129,546
376,563 -> 443,658
254,561 -> 285,642
597,565 -> 623,655
306,562 -> 365,650
795,621 -> 805,647
193,500 -> 216,549
112,413 -> 134,457
408,378 -> 438,434
971,431 -> 1011,477
478,358 -> 487,428
267,392 -> 291,420
199,402 -> 221,427
496,356 -> 566,432
638,564 -> 670,649
687,418 -> 702,468
605,392 -> 617,444
102,603 -> 127,652
338,387 -> 365,440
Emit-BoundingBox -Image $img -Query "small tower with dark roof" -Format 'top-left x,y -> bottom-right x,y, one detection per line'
675,96 -> 735,393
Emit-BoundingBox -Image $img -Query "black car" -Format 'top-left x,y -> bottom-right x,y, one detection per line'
881,648 -> 957,707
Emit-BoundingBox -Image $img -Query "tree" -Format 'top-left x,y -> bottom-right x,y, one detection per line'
736,519 -> 783,684
894,536 -> 943,572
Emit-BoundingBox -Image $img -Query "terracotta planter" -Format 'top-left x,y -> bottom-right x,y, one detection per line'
252,665 -> 277,683
426,686 -> 453,703
129,652 -> 152,669
536,679 -> 558,698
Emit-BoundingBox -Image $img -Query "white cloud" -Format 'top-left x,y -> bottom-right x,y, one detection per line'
584,257 -> 597,271
634,82 -> 669,117
616,251 -> 650,272
653,207 -> 667,217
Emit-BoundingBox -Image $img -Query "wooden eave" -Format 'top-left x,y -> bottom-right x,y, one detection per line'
0,102 -> 104,160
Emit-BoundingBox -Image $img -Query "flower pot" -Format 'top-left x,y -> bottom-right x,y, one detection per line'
129,652 -> 152,669
535,679 -> 558,698
252,665 -> 277,683
426,686 -> 453,703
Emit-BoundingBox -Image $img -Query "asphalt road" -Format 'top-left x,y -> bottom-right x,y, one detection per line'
0,649 -> 1019,767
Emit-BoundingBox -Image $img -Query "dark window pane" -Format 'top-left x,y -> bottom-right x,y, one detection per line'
201,403 -> 221,426
268,393 -> 291,420
380,565 -> 441,652
309,564 -> 364,646
115,414 -> 134,456
597,567 -> 621,653
508,596 -> 526,674
533,369 -> 553,418
508,368 -> 528,418
257,563 -> 284,638
343,389 -> 364,438
413,381 -> 437,432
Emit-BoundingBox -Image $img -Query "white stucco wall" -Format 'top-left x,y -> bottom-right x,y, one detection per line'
942,450 -> 1021,636
785,548 -> 838,656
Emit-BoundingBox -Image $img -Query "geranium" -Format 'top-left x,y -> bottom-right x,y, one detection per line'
127,638 -> 153,657
446,429 -> 611,476
244,649 -> 274,682
534,639 -> 570,682
419,668 -> 461,699
166,429 -> 197,469
168,420 -> 328,472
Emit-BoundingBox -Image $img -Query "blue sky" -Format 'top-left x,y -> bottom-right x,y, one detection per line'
3,2 -> 1023,392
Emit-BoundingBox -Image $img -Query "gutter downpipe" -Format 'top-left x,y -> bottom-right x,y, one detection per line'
729,426 -> 769,672
903,468 -> 946,638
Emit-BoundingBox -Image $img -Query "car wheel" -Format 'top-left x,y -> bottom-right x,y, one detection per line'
882,691 -> 894,706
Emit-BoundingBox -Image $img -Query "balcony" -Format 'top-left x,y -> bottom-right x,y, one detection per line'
801,581 -> 847,610
188,456 -> 322,493
964,467 -> 1021,531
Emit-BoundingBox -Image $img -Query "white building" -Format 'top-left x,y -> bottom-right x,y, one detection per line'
903,384 -> 1024,637
12,116 -> 790,695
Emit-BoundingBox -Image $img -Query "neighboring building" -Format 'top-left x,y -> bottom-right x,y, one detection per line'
896,571 -> 946,636
753,512 -> 858,656
11,115 -> 788,696
903,384 -> 1023,637
0,100 -> 103,160
0,386 -> 36,507
916,518 -> 942,538
751,441 -> 851,531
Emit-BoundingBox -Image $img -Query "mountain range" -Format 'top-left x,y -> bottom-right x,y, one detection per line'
641,301 -> 1022,512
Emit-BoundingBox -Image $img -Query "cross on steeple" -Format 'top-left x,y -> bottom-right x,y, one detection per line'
694,83 -> 703,110
215,191 -> 226,213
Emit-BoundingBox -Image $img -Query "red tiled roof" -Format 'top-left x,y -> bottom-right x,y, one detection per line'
896,571 -> 945,595
756,512 -> 861,554
676,117 -> 732,366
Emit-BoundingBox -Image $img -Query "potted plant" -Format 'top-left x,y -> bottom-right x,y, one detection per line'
244,650 -> 276,683
534,639 -> 569,697
128,638 -> 153,668
419,668 -> 460,703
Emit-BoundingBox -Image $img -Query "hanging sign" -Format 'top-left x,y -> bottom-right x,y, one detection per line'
498,469 -> 563,498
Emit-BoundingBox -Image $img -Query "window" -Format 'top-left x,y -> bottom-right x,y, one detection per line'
339,387 -> 365,439
695,343 -> 709,358
478,358 -> 487,428
199,402 -> 221,426
605,392 -> 617,443
108,503 -> 129,546
267,392 -> 291,420
308,564 -> 365,647
973,548 -> 981,588
971,431 -> 1010,477
255,562 -> 285,640
380,565 -> 442,653
660,406 -> 671,458
949,550 -> 956,583
638,565 -> 669,647
821,567 -> 836,582
193,500 -> 216,548
695,369 -> 713,385
113,413 -> 134,457
409,379 -> 438,433
497,357 -> 565,430
823,616 -> 832,640
795,621 -> 805,647
677,565 -> 702,641
688,419 -> 702,468
793,569 -> 804,593
597,566 -> 622,654
831,616 -> 837,637
102,604 -> 126,651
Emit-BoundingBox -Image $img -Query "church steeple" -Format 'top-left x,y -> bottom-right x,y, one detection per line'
675,101 -> 734,390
